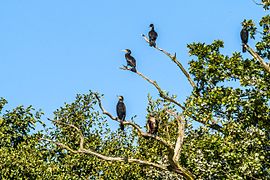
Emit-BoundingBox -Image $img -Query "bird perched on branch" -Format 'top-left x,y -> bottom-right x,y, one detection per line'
147,115 -> 158,135
240,26 -> 249,53
148,24 -> 158,47
122,49 -> 136,72
116,96 -> 126,130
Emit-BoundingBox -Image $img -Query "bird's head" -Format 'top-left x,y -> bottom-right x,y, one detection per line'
241,22 -> 248,29
118,95 -> 124,101
149,24 -> 154,28
121,49 -> 131,54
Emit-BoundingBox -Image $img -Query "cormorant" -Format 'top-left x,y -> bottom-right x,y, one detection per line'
116,96 -> 126,130
122,49 -> 136,72
147,116 -> 158,135
240,26 -> 249,53
148,24 -> 158,47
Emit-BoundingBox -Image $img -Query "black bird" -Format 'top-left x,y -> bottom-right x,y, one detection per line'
116,96 -> 126,130
240,26 -> 249,53
148,24 -> 158,47
147,116 -> 158,135
122,49 -> 136,72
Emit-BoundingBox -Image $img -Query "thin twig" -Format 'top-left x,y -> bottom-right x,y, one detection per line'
142,34 -> 196,88
251,0 -> 263,5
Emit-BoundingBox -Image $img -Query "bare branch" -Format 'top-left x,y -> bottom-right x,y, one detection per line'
166,110 -> 185,161
41,138 -> 168,173
42,135 -> 194,179
80,148 -> 168,171
142,34 -> 196,88
94,94 -> 118,121
82,146 -> 195,179
45,137 -> 194,179
120,66 -> 185,110
41,138 -> 79,153
43,136 -> 194,179
94,93 -> 174,150
245,44 -> 270,74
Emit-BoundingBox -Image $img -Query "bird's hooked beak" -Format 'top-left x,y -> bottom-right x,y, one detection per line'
117,95 -> 124,101
121,49 -> 128,53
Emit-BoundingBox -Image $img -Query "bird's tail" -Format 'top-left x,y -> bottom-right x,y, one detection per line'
242,44 -> 246,53
119,120 -> 124,131
153,128 -> 158,135
130,67 -> 137,73
149,40 -> 156,47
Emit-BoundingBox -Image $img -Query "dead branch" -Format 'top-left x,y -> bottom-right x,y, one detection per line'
245,44 -> 270,74
166,110 -> 185,161
142,34 -> 196,88
163,110 -> 194,179
41,138 -> 168,172
120,67 -> 185,110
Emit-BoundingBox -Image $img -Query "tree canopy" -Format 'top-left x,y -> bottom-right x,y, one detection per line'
0,1 -> 269,179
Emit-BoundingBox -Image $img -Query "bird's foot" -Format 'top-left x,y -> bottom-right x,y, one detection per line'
130,67 -> 137,73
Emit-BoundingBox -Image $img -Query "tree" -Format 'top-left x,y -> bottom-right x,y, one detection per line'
1,1 -> 269,179
0,98 -> 51,178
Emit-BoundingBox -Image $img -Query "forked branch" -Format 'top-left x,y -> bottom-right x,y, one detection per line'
94,93 -> 174,151
94,93 -> 194,179
41,138 -> 168,173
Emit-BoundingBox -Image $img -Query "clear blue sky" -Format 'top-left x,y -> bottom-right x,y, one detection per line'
0,1 -> 266,130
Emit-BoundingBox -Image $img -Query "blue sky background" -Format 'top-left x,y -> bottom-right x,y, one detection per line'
0,1 -> 267,130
